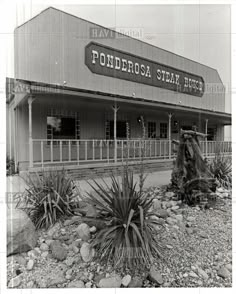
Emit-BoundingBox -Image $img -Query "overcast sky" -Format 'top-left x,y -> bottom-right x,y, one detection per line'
0,2 -> 232,112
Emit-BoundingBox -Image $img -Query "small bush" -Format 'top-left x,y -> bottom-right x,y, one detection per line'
16,169 -> 79,229
85,168 -> 164,269
208,154 -> 232,189
6,156 -> 18,176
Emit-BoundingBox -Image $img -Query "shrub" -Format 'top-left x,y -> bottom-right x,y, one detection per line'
208,154 -> 232,189
84,168 -> 164,269
6,156 -> 18,176
16,169 -> 79,229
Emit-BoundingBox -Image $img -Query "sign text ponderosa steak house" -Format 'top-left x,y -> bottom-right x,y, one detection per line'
85,43 -> 205,97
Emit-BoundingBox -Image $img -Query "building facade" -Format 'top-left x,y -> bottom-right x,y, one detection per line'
7,7 -> 231,173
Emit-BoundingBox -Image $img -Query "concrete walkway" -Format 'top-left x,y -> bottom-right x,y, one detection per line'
7,170 -> 172,200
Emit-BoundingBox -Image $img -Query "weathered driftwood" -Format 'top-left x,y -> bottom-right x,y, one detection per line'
171,129 -> 216,206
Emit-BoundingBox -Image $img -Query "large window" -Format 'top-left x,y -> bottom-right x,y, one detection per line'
160,122 -> 168,139
148,122 -> 156,138
47,114 -> 80,143
105,121 -> 129,139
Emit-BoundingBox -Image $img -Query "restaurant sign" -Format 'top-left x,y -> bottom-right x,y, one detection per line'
85,42 -> 204,97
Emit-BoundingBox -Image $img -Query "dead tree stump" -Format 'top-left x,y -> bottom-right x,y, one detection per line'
171,129 -> 217,206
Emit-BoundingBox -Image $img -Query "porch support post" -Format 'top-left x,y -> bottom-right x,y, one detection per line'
205,119 -> 208,156
168,113 -> 173,159
28,96 -> 34,168
112,102 -> 119,163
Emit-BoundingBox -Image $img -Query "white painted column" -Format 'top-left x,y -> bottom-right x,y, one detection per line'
168,113 -> 173,159
112,102 -> 119,163
28,96 -> 34,168
205,119 -> 208,156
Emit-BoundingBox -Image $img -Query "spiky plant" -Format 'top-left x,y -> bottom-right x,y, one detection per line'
209,153 -> 232,189
16,169 -> 79,229
84,168 -> 164,269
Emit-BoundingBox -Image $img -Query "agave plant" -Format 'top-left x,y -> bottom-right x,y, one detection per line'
209,153 -> 232,189
84,168 -> 164,269
16,169 -> 79,229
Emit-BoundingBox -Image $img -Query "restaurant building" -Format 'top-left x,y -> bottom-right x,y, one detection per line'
6,7 -> 231,176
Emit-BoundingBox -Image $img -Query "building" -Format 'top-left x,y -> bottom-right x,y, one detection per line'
6,7 -> 231,177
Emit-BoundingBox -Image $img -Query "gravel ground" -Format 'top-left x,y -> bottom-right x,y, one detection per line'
7,185 -> 232,288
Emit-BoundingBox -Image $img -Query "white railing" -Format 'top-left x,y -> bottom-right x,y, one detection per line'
31,139 -> 231,168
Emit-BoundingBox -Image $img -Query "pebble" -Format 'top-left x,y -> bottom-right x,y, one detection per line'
217,267 -> 230,279
98,274 -> 122,288
27,259 -> 34,271
183,273 -> 188,278
197,268 -> 209,280
186,216 -> 196,222
148,266 -> 164,285
89,226 -> 97,233
67,280 -> 85,288
41,251 -> 48,258
189,271 -> 198,278
122,274 -> 132,287
40,243 -> 49,251
76,223 -> 91,241
85,281 -> 93,288
225,263 -> 232,272
128,276 -> 143,288
72,245 -> 79,254
199,231 -> 208,238
80,242 -> 95,262
8,275 -> 22,288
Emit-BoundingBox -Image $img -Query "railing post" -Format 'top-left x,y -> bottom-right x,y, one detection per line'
112,102 -> 119,163
28,96 -> 35,168
205,119 -> 208,156
168,113 -> 173,159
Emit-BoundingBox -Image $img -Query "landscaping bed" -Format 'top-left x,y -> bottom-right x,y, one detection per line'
7,185 -> 232,288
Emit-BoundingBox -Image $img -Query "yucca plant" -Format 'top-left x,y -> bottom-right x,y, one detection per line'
209,153 -> 232,189
16,169 -> 79,229
84,168 -> 164,269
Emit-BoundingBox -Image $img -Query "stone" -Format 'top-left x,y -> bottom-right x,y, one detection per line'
48,274 -> 66,287
166,217 -> 177,225
40,243 -> 49,251
154,209 -> 169,219
221,192 -> 229,198
186,216 -> 196,222
171,205 -> 179,211
153,199 -> 162,210
8,275 -> 22,288
45,239 -> 54,246
86,205 -> 99,218
65,257 -> 75,267
186,228 -> 194,235
128,276 -> 143,288
189,271 -> 198,278
76,223 -> 91,241
41,251 -> 48,258
197,268 -> 209,280
166,244 -> 173,249
98,274 -> 122,288
85,281 -> 93,288
217,267 -> 230,279
173,214 -> 183,222
50,240 -> 67,261
217,187 -> 225,193
15,255 -> 27,266
225,263 -> 232,272
80,242 -> 95,262
27,259 -> 34,271
68,280 -> 85,288
89,226 -> 97,233
165,191 -> 175,198
47,223 -> 60,237
148,266 -> 163,285
72,245 -> 79,254
122,274 -> 132,287
183,273 -> 188,278
199,232 -> 208,239
7,207 -> 37,256
26,281 -> 35,288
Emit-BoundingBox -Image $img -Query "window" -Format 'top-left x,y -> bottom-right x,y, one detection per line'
148,122 -> 156,138
47,114 -> 80,143
160,122 -> 168,139
105,121 -> 129,139
207,128 -> 216,141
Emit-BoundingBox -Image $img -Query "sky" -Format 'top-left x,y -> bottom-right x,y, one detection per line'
0,1 -> 232,113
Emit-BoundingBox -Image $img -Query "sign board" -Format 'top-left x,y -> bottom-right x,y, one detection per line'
85,42 -> 205,97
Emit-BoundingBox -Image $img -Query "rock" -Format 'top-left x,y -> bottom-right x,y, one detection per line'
68,280 -> 85,288
197,268 -> 209,280
8,275 -> 22,288
217,187 -> 225,193
166,217 -> 177,225
183,273 -> 188,278
80,242 -> 95,262
72,245 -> 79,254
166,244 -> 173,249
189,271 -> 198,278
98,274 -> 122,288
199,232 -> 208,239
186,228 -> 194,235
128,276 -> 143,288
76,223 -> 91,241
15,255 -> 27,266
153,199 -> 162,210
7,207 -> 37,256
64,219 -> 72,226
165,191 -> 175,198
45,239 -> 54,246
221,192 -> 229,198
47,223 -> 60,237
50,240 -> 67,261
40,243 -> 49,251
154,209 -> 169,219
225,263 -> 232,272
186,216 -> 196,222
89,226 -> 97,233
122,274 -> 132,287
26,281 -> 35,288
173,214 -> 183,222
85,281 -> 93,288
171,205 -> 179,211
217,267 -> 230,279
41,251 -> 48,258
27,259 -> 34,270
65,257 -> 75,267
48,274 -> 67,287
148,266 -> 163,285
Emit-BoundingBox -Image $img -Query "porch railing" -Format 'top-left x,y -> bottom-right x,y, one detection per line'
31,139 -> 232,168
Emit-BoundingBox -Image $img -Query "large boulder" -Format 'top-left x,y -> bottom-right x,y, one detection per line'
7,207 -> 37,256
